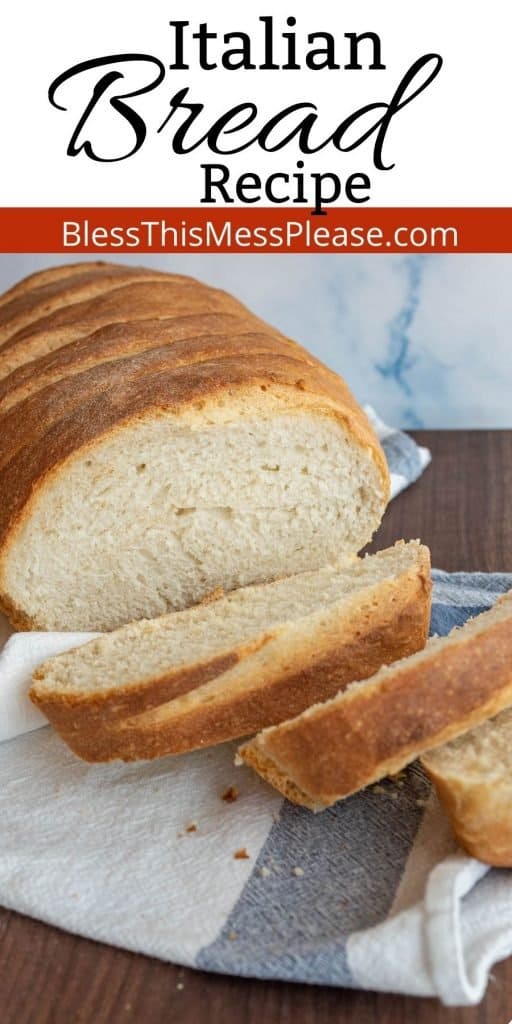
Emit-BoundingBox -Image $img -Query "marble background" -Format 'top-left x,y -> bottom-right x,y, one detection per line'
1,254 -> 510,428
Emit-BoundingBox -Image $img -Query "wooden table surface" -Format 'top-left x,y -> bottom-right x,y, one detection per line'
2,430 -> 512,1024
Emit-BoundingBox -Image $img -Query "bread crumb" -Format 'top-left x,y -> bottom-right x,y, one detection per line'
176,982 -> 184,991
233,847 -> 250,860
416,798 -> 428,807
185,823 -> 197,833
199,587 -> 225,606
259,866 -> 271,879
221,786 -> 239,803
234,753 -> 244,767
227,931 -> 238,941
372,785 -> 386,795
291,866 -> 304,877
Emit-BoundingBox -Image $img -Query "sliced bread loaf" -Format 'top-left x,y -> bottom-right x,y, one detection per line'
0,263 -> 389,631
239,591 -> 512,810
29,541 -> 431,761
422,708 -> 512,866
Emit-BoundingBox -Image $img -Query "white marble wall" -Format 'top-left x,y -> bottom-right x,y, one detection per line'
1,254 -> 510,428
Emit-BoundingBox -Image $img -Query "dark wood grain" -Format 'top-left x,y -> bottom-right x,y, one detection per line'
2,430 -> 512,1024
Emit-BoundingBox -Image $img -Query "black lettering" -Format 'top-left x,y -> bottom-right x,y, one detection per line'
205,104 -> 259,154
345,172 -> 371,203
157,87 -> 205,149
373,54 -> 442,169
344,32 -> 386,70
258,103 -> 319,152
330,54 -> 442,170
158,89 -> 258,155
292,160 -> 307,202
259,16 -> 279,69
306,33 -> 340,70
265,173 -> 290,203
236,172 -> 262,202
311,172 -> 342,216
49,54 -> 165,161
201,163 -> 233,202
169,22 -> 189,70
283,16 -> 300,70
193,23 -> 218,70
223,33 -> 255,70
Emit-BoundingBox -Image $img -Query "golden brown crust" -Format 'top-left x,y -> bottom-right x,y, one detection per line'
31,645 -> 246,728
2,276 -> 241,348
0,261 -> 114,308
0,337 -> 314,473
0,265 -> 173,348
421,759 -> 512,866
0,361 -> 382,560
29,552 -> 431,760
0,312 -> 289,412
239,603 -> 512,810
0,280 -> 254,385
0,262 -> 389,630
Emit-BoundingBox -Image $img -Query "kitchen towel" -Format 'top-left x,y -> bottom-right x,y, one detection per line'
364,405 -> 431,500
1,572 -> 511,1007
6,423 -> 511,1006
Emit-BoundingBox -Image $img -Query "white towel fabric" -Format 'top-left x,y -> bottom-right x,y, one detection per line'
5,419 -> 512,1006
0,631 -> 98,743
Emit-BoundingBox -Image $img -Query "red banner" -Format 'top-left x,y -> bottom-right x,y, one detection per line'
0,208 -> 510,254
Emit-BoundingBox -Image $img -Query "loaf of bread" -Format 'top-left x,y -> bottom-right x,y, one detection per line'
29,541 -> 430,761
0,263 -> 173,356
421,708 -> 512,866
0,261 -> 115,305
239,591 -> 512,810
0,262 -> 389,632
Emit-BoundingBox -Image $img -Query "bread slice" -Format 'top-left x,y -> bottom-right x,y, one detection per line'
421,708 -> 512,866
239,591 -> 512,810
29,541 -> 431,762
0,266 -> 389,632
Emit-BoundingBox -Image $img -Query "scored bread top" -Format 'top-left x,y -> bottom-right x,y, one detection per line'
0,264 -> 175,349
0,314 -> 283,412
0,276 -> 223,379
0,261 -> 115,308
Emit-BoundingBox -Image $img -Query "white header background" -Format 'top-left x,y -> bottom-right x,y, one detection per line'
1,0 -> 510,207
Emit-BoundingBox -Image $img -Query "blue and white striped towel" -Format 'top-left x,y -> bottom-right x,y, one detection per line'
1,420 -> 511,1007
